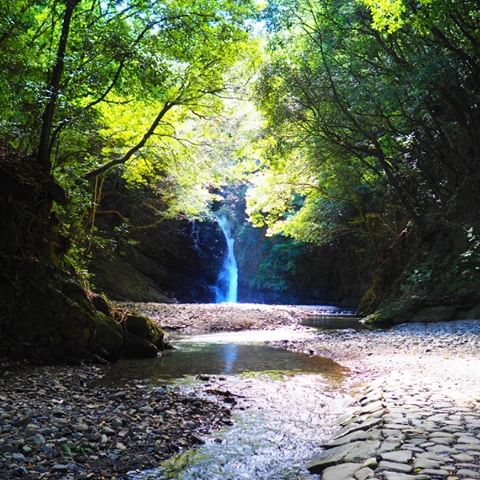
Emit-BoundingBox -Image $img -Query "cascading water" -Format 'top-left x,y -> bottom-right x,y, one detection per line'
213,214 -> 238,303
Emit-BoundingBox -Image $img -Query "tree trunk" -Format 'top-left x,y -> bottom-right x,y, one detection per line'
37,0 -> 79,170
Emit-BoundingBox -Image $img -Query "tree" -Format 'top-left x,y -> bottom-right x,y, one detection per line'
0,0 -> 259,360
249,0 -> 480,314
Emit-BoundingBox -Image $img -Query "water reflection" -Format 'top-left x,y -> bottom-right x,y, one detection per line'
102,341 -> 345,386
221,344 -> 238,374
130,373 -> 349,480
116,331 -> 349,480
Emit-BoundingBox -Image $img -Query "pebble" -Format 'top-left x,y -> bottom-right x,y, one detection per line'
0,363 -> 235,478
302,320 -> 480,480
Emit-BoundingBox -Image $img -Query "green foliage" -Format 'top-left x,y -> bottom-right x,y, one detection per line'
361,0 -> 406,33
0,0 -> 262,272
250,0 -> 480,257
237,222 -> 305,292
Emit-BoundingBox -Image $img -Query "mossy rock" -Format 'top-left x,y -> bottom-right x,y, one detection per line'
91,293 -> 112,316
362,296 -> 420,325
466,304 -> 480,320
125,313 -> 164,350
93,312 -> 124,360
411,306 -> 457,323
124,332 -> 159,358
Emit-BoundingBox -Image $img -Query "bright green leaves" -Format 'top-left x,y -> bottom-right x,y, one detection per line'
251,0 -> 480,262
0,0 -> 264,270
360,0 -> 406,34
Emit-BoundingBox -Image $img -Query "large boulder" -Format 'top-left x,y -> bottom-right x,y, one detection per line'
93,312 -> 124,360
123,313 -> 165,358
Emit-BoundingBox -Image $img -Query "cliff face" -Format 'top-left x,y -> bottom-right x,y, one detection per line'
92,182 -> 372,308
236,223 -> 368,307
0,147 -> 173,362
90,181 -> 225,303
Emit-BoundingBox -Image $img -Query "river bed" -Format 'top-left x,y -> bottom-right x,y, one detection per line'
104,330 -> 351,480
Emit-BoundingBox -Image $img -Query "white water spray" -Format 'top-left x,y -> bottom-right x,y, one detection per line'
214,214 -> 238,303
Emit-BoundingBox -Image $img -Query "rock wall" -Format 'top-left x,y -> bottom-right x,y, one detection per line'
363,226 -> 480,325
0,147 -> 167,362
92,182 -> 371,309
236,222 -> 368,308
90,179 -> 225,303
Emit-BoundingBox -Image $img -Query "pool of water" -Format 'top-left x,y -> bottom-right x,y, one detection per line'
104,331 -> 350,480
104,329 -> 344,385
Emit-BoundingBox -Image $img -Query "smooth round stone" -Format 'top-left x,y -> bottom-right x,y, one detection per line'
31,434 -> 46,446
11,453 -> 26,462
453,454 -> 475,462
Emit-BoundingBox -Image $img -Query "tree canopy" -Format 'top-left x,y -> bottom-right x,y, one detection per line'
2,0 -> 480,314
247,0 -> 480,251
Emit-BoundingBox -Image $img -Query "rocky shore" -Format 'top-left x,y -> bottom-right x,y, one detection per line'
0,362 -> 234,479
2,303 -> 479,480
274,320 -> 480,480
117,302 -> 344,334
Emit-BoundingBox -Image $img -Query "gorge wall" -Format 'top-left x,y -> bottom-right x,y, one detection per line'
91,181 -> 370,307
90,179 -> 225,303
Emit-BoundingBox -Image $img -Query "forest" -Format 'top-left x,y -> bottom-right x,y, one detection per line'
2,0 -> 479,360
1,1 -> 480,479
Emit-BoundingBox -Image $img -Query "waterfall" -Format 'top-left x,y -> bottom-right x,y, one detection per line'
214,214 -> 238,303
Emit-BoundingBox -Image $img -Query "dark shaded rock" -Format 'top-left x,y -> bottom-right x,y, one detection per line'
122,313 -> 165,358
91,294 -> 112,316
125,314 -> 164,350
362,226 -> 480,326
90,178 -> 225,303
412,306 -> 458,323
466,305 -> 480,319
93,313 -> 124,360
0,146 -> 103,363
124,332 -> 159,358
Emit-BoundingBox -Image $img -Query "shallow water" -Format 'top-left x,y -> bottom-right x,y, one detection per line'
109,331 -> 350,480
105,330 -> 344,385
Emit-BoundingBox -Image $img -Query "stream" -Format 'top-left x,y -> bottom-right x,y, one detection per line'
104,329 -> 353,480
